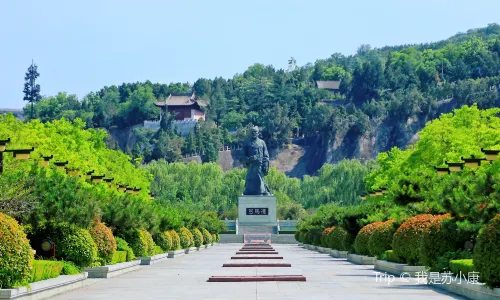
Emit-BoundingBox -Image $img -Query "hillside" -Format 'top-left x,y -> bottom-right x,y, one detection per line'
22,23 -> 500,176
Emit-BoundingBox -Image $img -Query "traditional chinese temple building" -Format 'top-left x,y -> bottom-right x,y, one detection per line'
154,92 -> 206,121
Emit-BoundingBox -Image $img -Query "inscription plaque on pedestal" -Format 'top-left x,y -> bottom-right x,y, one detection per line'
238,195 -> 276,224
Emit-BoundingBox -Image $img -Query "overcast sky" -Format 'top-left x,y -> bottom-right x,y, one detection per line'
1,0 -> 499,108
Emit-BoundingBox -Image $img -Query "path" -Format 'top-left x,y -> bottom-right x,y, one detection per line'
52,244 -> 464,300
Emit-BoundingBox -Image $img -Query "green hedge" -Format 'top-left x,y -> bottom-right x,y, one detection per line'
169,230 -> 181,250
89,221 -> 117,265
153,231 -> 172,252
61,261 -> 81,275
221,230 -> 236,234
35,222 -> 98,267
30,260 -> 63,283
392,214 -> 435,265
201,228 -> 212,245
354,222 -> 383,256
191,228 -> 203,247
123,229 -> 154,257
474,214 -> 500,288
111,251 -> 127,264
0,212 -> 34,288
383,250 -> 403,263
279,230 -> 296,234
327,227 -> 353,251
368,220 -> 396,258
115,237 -> 135,261
449,259 -> 474,277
179,227 -> 193,249
152,245 -> 164,255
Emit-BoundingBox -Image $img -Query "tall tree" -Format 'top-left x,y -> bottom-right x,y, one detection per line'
23,60 -> 42,119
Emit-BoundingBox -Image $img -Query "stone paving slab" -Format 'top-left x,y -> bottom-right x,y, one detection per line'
51,244 -> 465,300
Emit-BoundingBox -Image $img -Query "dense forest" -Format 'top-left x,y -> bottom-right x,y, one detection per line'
23,23 -> 500,171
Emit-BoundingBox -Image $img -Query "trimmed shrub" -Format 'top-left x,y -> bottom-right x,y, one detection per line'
111,251 -> 127,264
123,229 -> 154,257
327,226 -> 353,251
35,222 -> 98,268
368,220 -> 397,258
201,228 -> 212,245
294,231 -> 300,242
0,212 -> 34,288
61,261 -> 81,275
179,227 -> 193,249
449,259 -> 474,277
115,237 -> 135,261
420,214 -> 458,270
383,250 -> 403,263
30,260 -> 63,283
305,227 -> 322,245
474,214 -> 500,288
323,226 -> 335,248
392,214 -> 435,265
152,245 -> 164,255
153,231 -> 172,252
191,228 -> 203,247
89,221 -> 117,265
320,227 -> 334,247
354,222 -> 384,256
298,230 -> 307,243
211,233 -> 216,243
169,230 -> 181,250
215,233 -> 220,242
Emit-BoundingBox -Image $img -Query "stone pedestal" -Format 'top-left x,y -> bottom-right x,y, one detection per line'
238,195 -> 276,224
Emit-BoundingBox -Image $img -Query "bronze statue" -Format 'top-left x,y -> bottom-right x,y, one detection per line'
243,126 -> 271,195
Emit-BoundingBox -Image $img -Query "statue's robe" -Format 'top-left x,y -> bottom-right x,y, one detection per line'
243,137 -> 271,195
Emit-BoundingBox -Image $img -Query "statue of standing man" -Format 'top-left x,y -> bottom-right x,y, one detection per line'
243,126 -> 271,195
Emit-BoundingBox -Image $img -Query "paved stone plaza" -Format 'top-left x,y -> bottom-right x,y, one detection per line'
52,244 -> 464,300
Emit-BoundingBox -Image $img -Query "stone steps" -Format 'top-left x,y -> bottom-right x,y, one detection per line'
238,224 -> 277,234
219,234 -> 296,244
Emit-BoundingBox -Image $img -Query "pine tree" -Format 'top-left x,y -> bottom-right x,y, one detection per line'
23,60 -> 42,119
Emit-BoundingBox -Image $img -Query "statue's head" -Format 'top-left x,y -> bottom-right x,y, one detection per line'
250,126 -> 259,140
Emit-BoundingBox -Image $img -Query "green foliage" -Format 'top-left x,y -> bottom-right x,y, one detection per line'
327,226 -> 354,251
153,231 -> 172,252
383,250 -> 403,263
30,260 -> 63,283
392,214 -> 449,265
474,214 -> 500,288
34,222 -> 98,267
354,222 -> 384,255
89,221 -> 117,265
368,220 -> 397,258
123,229 -> 154,257
191,228 -> 203,247
211,233 -> 216,243
215,233 -> 220,242
61,261 -> 81,275
0,212 -> 34,288
449,259 -> 474,277
178,227 -> 193,249
169,230 -> 181,250
111,251 -> 127,264
152,245 -> 164,255
115,237 -> 135,261
300,160 -> 369,208
420,216 -> 463,271
201,228 -> 212,245
320,227 -> 334,247
279,230 -> 296,234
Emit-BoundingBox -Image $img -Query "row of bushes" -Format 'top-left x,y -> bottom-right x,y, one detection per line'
0,212 -> 220,288
297,213 -> 500,288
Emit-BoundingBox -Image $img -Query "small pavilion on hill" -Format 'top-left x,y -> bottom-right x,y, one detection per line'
154,92 -> 206,121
